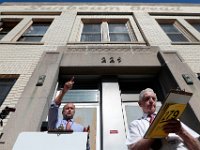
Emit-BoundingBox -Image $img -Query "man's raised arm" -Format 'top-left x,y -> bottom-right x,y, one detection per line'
54,76 -> 74,105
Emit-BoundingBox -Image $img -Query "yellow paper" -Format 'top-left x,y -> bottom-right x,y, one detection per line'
148,103 -> 186,138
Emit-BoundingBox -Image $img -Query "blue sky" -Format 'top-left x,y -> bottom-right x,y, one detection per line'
0,0 -> 200,3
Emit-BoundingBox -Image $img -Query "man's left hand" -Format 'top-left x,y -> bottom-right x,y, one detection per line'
163,118 -> 182,134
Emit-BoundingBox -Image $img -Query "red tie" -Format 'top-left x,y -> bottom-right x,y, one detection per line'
66,120 -> 71,130
148,114 -> 154,124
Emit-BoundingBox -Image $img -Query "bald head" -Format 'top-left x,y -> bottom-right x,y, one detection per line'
62,103 -> 75,120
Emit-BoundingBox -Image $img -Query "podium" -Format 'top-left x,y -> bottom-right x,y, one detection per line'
12,132 -> 88,150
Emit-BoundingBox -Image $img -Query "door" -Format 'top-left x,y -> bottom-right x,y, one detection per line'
51,80 -> 101,150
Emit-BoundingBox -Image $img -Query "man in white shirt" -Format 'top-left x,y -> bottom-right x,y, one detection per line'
126,88 -> 200,150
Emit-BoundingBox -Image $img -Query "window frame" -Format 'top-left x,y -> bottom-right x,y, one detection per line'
107,22 -> 133,42
80,19 -> 135,43
49,82 -> 100,150
0,15 -> 56,44
17,20 -> 52,42
122,101 -> 162,136
0,75 -> 18,106
157,19 -> 198,43
69,15 -> 145,44
59,103 -> 100,150
160,23 -> 189,42
186,19 -> 200,33
80,23 -> 102,42
54,89 -> 100,103
0,19 -> 21,41
151,14 -> 200,44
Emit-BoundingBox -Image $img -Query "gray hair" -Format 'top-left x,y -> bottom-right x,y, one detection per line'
139,88 -> 157,101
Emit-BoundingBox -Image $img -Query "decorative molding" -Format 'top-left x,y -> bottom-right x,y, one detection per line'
60,46 -> 158,54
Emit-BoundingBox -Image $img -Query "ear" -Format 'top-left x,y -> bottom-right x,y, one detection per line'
62,107 -> 65,114
138,101 -> 142,107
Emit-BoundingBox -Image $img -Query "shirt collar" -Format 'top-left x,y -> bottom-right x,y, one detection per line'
142,112 -> 157,119
64,118 -> 74,122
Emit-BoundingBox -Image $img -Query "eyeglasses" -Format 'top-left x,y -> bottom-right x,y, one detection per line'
143,96 -> 156,101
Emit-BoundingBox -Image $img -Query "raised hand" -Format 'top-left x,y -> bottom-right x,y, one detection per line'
54,76 -> 74,105
63,76 -> 74,93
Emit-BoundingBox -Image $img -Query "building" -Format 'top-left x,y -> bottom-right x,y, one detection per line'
0,2 -> 200,150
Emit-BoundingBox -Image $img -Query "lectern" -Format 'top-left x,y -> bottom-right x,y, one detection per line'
13,132 -> 88,150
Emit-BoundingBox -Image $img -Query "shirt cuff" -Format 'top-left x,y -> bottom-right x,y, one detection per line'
51,100 -> 60,108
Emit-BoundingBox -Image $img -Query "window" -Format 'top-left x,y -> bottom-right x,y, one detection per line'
80,20 -> 135,42
192,24 -> 200,32
0,78 -> 17,106
159,23 -> 189,42
51,76 -> 100,150
108,23 -> 131,41
70,15 -> 145,44
18,21 -> 52,42
187,20 -> 200,32
55,104 -> 99,150
62,90 -> 100,103
122,102 -> 162,134
158,20 -> 198,43
0,20 -> 20,40
81,23 -> 101,42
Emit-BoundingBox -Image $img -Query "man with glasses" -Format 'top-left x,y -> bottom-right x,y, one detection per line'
126,88 -> 200,150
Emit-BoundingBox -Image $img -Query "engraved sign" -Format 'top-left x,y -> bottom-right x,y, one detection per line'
101,57 -> 122,64
24,5 -> 182,12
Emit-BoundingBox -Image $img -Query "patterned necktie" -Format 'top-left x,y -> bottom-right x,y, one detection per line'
66,120 -> 71,130
148,114 -> 154,124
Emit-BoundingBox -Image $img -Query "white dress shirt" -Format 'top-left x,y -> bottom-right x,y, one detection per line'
126,112 -> 200,150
